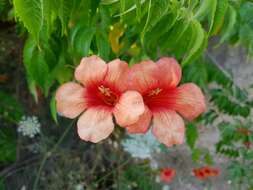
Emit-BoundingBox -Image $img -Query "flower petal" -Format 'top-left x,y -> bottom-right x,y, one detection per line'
172,83 -> 206,120
55,82 -> 86,119
74,55 -> 107,86
152,110 -> 185,147
128,60 -> 158,93
156,57 -> 182,88
126,107 -> 152,134
114,91 -> 145,126
104,59 -> 129,91
77,108 -> 114,143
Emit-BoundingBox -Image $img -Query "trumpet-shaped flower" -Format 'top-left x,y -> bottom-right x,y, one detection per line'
126,57 -> 206,147
193,166 -> 220,180
56,56 -> 144,143
160,168 -> 176,183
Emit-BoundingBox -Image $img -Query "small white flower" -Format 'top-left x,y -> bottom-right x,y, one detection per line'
74,184 -> 84,190
18,116 -> 41,138
162,185 -> 170,190
122,130 -> 160,159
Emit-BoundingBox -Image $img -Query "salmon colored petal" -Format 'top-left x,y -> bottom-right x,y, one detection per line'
172,83 -> 206,121
156,57 -> 182,88
77,108 -> 114,143
114,91 -> 145,126
128,60 -> 158,93
104,59 -> 129,91
55,82 -> 86,119
74,55 -> 107,86
126,107 -> 152,134
152,110 -> 185,147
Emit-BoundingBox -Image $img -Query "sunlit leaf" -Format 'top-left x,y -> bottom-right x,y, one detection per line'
13,0 -> 42,43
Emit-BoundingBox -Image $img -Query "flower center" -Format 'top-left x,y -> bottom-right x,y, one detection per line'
164,170 -> 172,176
147,88 -> 162,97
98,85 -> 118,106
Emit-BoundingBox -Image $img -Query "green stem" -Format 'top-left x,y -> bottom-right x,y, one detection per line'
32,120 -> 75,190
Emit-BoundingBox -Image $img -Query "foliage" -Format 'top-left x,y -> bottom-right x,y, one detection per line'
0,92 -> 24,124
0,127 -> 16,163
119,163 -> 161,190
0,0 -> 249,101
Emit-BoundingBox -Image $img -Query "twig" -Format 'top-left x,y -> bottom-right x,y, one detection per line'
205,52 -> 242,89
0,156 -> 39,178
32,120 -> 75,190
93,159 -> 131,185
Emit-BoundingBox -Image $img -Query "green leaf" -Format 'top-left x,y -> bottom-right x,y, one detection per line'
219,5 -> 237,44
23,36 -> 51,95
135,0 -> 141,22
182,20 -> 206,66
186,123 -> 198,149
30,48 -> 51,95
71,25 -> 96,58
96,31 -> 110,60
160,19 -> 190,53
204,152 -> 213,165
13,0 -> 43,43
191,148 -> 201,162
145,13 -> 177,52
207,0 -> 217,32
58,0 -> 73,35
145,0 -> 170,32
43,0 -> 58,36
50,95 -> 58,124
210,0 -> 228,35
182,57 -> 208,89
194,0 -> 214,21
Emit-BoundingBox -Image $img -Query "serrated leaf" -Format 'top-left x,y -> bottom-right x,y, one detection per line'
71,25 -> 96,58
145,13 -> 177,52
13,0 -> 43,43
182,20 -> 206,66
43,0 -> 58,36
182,58 -> 208,89
58,0 -> 73,35
186,123 -> 198,149
210,0 -> 228,35
160,19 -> 190,52
145,0 -> 170,32
219,5 -> 237,44
194,0 -> 214,21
